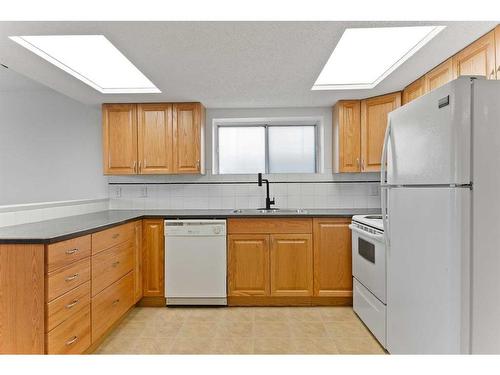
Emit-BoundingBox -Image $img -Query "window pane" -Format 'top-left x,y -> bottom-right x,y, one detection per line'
268,126 -> 316,173
218,126 -> 266,174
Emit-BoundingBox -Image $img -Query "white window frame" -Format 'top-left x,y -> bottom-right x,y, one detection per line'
212,116 -> 324,175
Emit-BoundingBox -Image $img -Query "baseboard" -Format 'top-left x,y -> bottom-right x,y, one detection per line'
136,296 -> 166,307
228,295 -> 352,307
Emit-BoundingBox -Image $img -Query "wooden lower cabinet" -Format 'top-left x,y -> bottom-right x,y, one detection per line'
0,221 -> 144,354
46,306 -> 91,354
133,220 -> 143,303
142,219 -> 165,299
91,272 -> 134,342
228,234 -> 270,296
270,234 -> 313,297
227,218 -> 350,306
313,218 -> 352,298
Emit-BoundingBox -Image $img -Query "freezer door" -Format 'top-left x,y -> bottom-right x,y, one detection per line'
386,187 -> 470,354
386,77 -> 471,186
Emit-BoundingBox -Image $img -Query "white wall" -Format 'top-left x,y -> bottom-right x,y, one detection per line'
0,84 -> 108,206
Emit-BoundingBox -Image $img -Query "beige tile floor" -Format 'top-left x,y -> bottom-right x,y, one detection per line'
94,306 -> 386,355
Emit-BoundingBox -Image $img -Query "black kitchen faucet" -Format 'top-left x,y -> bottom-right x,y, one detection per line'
257,173 -> 275,210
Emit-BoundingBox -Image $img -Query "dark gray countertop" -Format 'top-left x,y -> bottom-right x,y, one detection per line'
0,208 -> 380,244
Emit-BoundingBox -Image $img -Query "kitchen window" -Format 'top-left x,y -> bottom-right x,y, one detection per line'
214,120 -> 319,174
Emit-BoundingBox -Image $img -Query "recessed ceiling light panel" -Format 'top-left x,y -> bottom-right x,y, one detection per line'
9,35 -> 161,94
312,26 -> 445,90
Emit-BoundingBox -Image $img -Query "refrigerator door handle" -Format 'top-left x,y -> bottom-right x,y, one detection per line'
381,120 -> 391,186
381,121 -> 391,247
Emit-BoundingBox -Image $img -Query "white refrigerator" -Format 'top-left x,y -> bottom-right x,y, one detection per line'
381,77 -> 500,354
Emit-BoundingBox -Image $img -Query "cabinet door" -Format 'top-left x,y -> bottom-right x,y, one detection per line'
424,58 -> 453,92
133,220 -> 143,303
452,30 -> 496,80
402,77 -> 426,105
333,100 -> 361,173
313,218 -> 352,297
361,92 -> 401,172
270,234 -> 313,297
102,104 -> 137,175
142,219 -> 164,297
137,104 -> 173,174
172,103 -> 204,173
228,235 -> 270,296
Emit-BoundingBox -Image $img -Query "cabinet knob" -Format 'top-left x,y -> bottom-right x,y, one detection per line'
133,161 -> 137,173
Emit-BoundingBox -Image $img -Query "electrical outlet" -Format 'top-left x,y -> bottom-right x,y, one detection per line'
115,187 -> 122,198
140,186 -> 148,198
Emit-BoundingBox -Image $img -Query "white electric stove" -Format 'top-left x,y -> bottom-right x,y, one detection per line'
349,214 -> 387,348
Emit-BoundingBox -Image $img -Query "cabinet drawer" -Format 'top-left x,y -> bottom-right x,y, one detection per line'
91,272 -> 134,342
46,235 -> 91,273
228,218 -> 312,234
92,241 -> 134,296
92,222 -> 134,255
46,305 -> 91,354
46,281 -> 90,332
46,258 -> 90,302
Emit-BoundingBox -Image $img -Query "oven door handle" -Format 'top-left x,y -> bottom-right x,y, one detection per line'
349,224 -> 385,242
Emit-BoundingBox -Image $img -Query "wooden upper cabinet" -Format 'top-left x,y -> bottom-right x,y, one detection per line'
424,58 -> 454,92
102,104 -> 137,175
360,92 -> 401,172
313,218 -> 352,297
142,219 -> 164,297
172,103 -> 205,173
269,234 -> 313,297
137,104 -> 173,174
228,234 -> 270,296
495,25 -> 500,79
402,77 -> 426,105
452,30 -> 496,80
333,100 -> 361,173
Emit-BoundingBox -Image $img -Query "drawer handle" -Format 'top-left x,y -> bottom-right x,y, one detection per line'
112,261 -> 120,267
65,336 -> 78,346
112,233 -> 120,239
65,248 -> 79,255
65,299 -> 79,309
65,273 -> 79,282
112,299 -> 120,306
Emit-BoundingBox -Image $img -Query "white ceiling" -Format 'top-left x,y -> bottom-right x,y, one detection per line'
0,21 -> 496,108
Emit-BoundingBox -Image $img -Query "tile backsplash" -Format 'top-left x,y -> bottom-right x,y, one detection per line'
108,181 -> 380,210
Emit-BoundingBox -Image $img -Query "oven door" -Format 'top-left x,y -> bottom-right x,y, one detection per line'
350,224 -> 386,303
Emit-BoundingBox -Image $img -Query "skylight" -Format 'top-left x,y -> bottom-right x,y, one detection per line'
9,35 -> 161,94
312,26 -> 445,90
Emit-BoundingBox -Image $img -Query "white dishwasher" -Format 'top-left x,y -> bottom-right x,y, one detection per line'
165,220 -> 227,306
